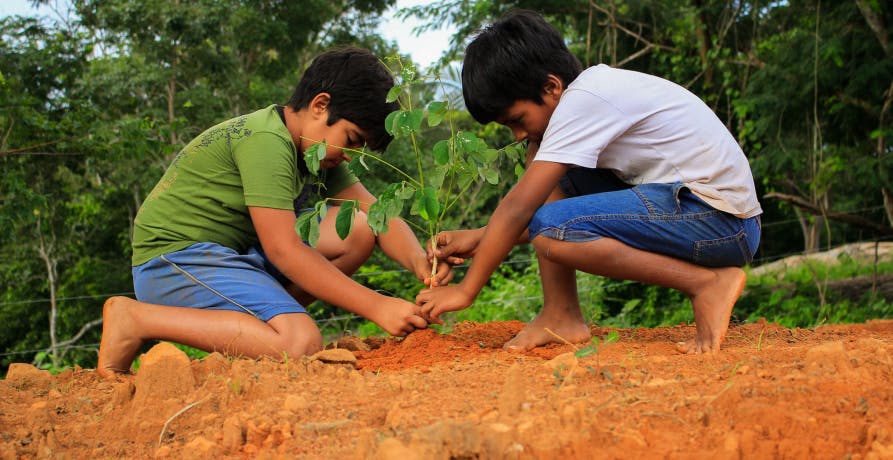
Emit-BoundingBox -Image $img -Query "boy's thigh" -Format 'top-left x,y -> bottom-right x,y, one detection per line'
529,182 -> 761,267
132,242 -> 306,322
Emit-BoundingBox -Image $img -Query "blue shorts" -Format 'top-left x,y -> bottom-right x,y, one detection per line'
528,168 -> 761,267
132,242 -> 306,322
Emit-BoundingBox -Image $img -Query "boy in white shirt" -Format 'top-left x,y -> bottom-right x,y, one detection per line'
416,10 -> 762,354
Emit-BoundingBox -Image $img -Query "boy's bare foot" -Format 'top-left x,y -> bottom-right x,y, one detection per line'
97,296 -> 144,379
504,308 -> 591,352
677,267 -> 746,354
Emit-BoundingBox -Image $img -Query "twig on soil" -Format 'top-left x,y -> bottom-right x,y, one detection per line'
158,396 -> 210,445
299,420 -> 351,431
641,411 -> 686,425
544,328 -> 580,351
706,361 -> 743,405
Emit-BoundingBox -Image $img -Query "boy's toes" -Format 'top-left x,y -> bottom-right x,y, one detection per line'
676,340 -> 721,354
676,341 -> 697,354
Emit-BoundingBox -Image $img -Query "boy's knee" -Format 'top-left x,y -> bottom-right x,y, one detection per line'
286,329 -> 323,357
531,234 -> 557,259
272,313 -> 323,357
348,211 -> 375,254
528,205 -> 560,240
319,209 -> 375,262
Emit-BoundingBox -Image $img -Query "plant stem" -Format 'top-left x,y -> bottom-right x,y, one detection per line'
299,137 -> 421,187
354,149 -> 421,187
430,235 -> 438,283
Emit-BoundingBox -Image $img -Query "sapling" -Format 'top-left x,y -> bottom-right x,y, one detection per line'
575,330 -> 620,377
296,56 -> 524,283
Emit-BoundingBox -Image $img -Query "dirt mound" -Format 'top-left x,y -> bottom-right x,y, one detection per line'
3,319 -> 893,459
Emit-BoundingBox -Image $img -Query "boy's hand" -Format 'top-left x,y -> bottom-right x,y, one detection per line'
415,285 -> 475,324
427,228 -> 485,266
372,297 -> 429,337
412,257 -> 454,288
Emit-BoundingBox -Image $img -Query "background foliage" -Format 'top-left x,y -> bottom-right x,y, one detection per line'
2,0 -> 891,373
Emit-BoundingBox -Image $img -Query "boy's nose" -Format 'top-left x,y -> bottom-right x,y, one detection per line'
512,127 -> 527,142
341,151 -> 352,162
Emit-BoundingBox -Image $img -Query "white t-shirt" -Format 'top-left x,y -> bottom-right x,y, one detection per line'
534,64 -> 762,218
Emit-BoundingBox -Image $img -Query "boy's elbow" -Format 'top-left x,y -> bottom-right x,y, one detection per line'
260,234 -> 305,267
495,195 -> 537,227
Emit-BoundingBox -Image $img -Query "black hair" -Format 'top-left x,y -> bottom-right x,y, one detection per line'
461,9 -> 583,124
288,46 -> 398,152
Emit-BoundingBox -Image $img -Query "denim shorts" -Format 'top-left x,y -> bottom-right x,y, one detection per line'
529,168 -> 761,267
132,242 -> 305,322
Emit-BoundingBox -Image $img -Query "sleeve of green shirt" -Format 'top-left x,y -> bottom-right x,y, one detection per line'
233,130 -> 298,210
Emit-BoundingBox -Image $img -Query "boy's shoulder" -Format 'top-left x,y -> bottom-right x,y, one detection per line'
192,105 -> 288,148
567,65 -> 690,104
570,65 -> 643,88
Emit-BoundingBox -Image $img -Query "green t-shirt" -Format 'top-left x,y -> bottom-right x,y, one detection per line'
132,105 -> 358,266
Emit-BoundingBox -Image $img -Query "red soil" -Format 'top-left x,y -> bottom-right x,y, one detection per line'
2,319 -> 893,459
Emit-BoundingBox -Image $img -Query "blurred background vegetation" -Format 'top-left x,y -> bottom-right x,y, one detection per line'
2,0 -> 892,373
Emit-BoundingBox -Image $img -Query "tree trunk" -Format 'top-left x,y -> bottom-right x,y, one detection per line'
167,57 -> 178,145
855,0 -> 891,57
692,0 -> 714,89
35,215 -> 60,367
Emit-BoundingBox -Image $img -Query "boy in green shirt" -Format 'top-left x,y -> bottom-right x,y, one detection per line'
98,47 -> 448,378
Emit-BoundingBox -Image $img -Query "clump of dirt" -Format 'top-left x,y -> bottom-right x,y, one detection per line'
2,319 -> 893,459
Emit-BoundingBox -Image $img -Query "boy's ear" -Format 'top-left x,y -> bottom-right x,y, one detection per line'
542,74 -> 564,101
309,93 -> 331,117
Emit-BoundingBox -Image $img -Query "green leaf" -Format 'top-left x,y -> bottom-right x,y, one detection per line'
386,109 -> 424,137
386,85 -> 402,103
415,186 -> 440,222
314,200 -> 328,223
432,139 -> 450,165
400,65 -> 416,83
397,183 -> 416,200
574,347 -> 596,358
407,109 -> 424,133
457,131 -> 483,154
479,167 -> 499,185
348,156 -> 368,177
426,164 -> 449,190
368,183 -> 410,235
335,200 -> 356,240
385,111 -> 399,136
295,210 -> 320,247
303,142 -> 325,176
367,201 -> 389,235
481,148 -> 499,163
427,101 -> 446,127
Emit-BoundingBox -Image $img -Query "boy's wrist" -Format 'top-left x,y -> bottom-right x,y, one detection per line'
457,280 -> 483,300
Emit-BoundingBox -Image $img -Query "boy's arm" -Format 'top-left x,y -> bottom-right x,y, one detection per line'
428,141 -> 563,265
249,206 -> 427,335
333,182 -> 452,286
416,161 -> 570,319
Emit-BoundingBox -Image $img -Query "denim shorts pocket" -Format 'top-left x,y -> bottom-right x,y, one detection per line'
632,182 -> 685,216
692,230 -> 752,267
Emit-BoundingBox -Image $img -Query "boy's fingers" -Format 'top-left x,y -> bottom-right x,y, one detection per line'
415,289 -> 433,304
408,314 -> 428,329
428,307 -> 444,324
418,300 -> 431,313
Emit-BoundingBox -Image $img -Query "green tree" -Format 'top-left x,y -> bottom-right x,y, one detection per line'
0,0 -> 401,372
739,1 -> 893,253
